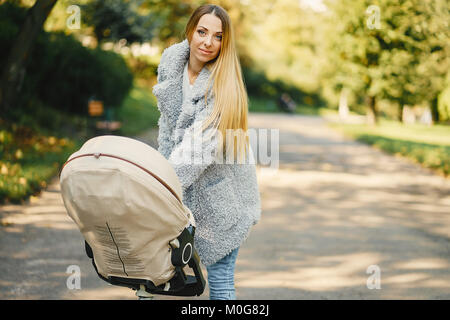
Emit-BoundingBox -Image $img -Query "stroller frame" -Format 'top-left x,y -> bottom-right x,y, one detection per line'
60,136 -> 207,298
85,225 -> 206,297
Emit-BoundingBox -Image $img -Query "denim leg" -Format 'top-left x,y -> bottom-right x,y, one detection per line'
206,247 -> 240,300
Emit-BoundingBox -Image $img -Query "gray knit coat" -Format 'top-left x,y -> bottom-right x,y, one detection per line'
152,39 -> 261,266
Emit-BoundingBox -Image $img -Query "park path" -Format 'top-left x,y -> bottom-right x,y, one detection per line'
0,113 -> 449,299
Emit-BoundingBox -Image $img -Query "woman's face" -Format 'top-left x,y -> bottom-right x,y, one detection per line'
190,14 -> 223,65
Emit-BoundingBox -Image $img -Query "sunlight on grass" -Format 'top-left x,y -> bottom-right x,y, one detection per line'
335,119 -> 450,146
248,95 -> 337,116
329,120 -> 450,177
0,125 -> 78,203
117,82 -> 160,136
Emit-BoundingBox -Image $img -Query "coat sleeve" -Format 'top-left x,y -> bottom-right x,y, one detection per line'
157,114 -> 173,159
167,106 -> 220,193
155,50 -> 173,159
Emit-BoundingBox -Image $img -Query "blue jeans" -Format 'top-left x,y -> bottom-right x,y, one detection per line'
206,247 -> 240,300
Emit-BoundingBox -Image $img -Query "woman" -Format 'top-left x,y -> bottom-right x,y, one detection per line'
152,4 -> 261,300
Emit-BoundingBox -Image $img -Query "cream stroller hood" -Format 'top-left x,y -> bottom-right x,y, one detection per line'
60,135 -> 204,297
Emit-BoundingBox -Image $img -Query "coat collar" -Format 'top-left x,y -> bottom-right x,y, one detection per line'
153,39 -> 213,103
152,39 -> 215,145
152,39 -> 214,130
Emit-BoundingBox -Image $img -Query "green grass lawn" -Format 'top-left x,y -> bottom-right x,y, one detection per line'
248,96 -> 280,113
4,87 -> 446,204
248,95 -> 336,116
328,119 -> 450,177
0,80 -> 161,204
0,127 -> 79,204
249,96 -> 449,177
116,81 -> 160,136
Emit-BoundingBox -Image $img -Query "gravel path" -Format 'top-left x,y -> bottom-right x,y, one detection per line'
1,113 -> 449,299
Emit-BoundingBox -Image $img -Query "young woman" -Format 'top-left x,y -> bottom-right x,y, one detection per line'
152,4 -> 261,300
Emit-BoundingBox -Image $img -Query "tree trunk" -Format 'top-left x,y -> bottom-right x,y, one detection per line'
398,103 -> 403,122
366,95 -> 378,125
0,0 -> 58,114
430,96 -> 439,123
338,88 -> 349,122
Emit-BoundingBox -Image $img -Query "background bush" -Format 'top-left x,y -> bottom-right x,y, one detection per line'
1,2 -> 133,123
0,119 -> 78,204
0,2 -> 133,203
242,65 -> 325,109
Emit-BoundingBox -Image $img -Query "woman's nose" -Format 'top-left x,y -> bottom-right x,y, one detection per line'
204,35 -> 212,46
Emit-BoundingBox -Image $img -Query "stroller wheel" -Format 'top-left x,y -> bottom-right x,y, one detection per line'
182,242 -> 193,265
136,284 -> 154,300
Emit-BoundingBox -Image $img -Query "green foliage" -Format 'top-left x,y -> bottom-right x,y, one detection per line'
241,1 -> 323,92
80,0 -> 158,44
357,136 -> 449,177
438,81 -> 450,122
31,31 -> 133,114
248,96 -> 279,113
0,120 -> 78,204
0,1 -> 26,46
248,95 -> 334,116
321,0 -> 450,120
125,55 -> 158,85
116,81 -> 160,136
90,46 -> 135,108
242,65 -> 324,109
0,2 -> 134,120
329,120 -> 450,176
139,0 -> 194,44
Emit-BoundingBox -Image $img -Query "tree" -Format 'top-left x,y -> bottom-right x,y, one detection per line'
80,0 -> 158,45
321,0 -> 388,124
232,0 -> 328,103
321,0 -> 450,124
0,0 -> 58,114
375,0 -> 450,122
140,0 -> 196,46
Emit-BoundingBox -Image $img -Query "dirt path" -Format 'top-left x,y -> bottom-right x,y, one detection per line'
1,113 -> 449,299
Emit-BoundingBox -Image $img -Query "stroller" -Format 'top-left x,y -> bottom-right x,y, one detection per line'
59,135 -> 205,299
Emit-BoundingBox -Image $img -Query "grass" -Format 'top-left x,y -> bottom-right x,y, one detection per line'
0,124 -> 80,204
249,96 -> 449,177
116,81 -> 160,136
0,80 -> 161,204
248,95 -> 336,116
248,96 -> 280,113
328,119 -> 450,177
3,85 -> 447,203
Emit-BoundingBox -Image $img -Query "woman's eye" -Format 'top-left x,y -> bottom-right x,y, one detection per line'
198,30 -> 221,40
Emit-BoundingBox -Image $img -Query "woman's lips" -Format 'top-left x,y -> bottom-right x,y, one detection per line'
199,48 -> 211,54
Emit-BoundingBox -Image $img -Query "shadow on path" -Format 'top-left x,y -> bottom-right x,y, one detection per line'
0,114 -> 449,299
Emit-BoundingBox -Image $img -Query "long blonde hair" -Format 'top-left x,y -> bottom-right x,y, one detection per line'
185,4 -> 249,164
